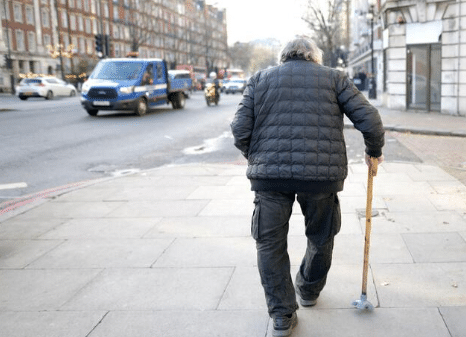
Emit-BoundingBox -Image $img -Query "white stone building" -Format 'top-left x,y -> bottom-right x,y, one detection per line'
349,0 -> 466,116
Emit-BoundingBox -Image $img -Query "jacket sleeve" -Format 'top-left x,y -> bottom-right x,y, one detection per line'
336,73 -> 385,158
230,74 -> 257,159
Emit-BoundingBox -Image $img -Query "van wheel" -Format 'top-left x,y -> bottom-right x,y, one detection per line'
172,92 -> 185,109
86,109 -> 98,116
178,92 -> 186,108
135,97 -> 148,116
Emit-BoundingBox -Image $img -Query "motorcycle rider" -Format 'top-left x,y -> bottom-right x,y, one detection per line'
210,71 -> 220,102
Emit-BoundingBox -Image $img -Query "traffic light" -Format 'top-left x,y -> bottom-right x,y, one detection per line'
95,34 -> 103,57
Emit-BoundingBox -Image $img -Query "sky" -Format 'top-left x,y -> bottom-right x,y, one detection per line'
206,0 -> 310,45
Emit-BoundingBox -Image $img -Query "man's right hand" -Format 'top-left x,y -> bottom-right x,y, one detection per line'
365,153 -> 384,167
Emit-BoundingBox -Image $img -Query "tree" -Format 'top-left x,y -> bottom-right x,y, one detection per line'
302,0 -> 346,67
126,0 -> 153,53
228,42 -> 253,71
228,41 -> 279,77
248,45 -> 278,75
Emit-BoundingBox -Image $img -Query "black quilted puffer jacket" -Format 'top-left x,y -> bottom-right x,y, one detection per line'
231,58 -> 385,192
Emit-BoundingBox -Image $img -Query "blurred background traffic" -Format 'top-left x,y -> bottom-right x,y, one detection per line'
1,0 -> 465,116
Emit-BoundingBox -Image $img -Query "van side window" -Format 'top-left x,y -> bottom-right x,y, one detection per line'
142,64 -> 153,85
157,65 -> 163,79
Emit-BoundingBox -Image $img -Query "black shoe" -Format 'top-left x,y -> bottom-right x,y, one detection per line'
272,312 -> 298,337
295,287 -> 318,307
297,294 -> 317,307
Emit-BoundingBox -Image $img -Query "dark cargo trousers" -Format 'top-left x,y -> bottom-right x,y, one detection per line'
252,191 -> 341,318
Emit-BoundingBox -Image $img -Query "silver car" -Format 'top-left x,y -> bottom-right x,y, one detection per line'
16,77 -> 77,100
223,78 -> 246,94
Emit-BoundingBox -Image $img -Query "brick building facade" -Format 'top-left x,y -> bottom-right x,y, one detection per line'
0,0 -> 229,92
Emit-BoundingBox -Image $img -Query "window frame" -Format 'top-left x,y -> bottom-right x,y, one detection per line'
13,2 -> 22,22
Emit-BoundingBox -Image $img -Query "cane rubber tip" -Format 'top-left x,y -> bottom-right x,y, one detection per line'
352,295 -> 374,310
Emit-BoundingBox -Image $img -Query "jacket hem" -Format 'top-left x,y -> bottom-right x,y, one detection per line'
250,179 -> 344,193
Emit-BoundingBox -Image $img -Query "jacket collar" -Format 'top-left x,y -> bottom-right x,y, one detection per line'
284,56 -> 307,63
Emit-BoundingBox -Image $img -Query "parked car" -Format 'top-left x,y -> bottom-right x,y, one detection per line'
222,78 -> 246,94
16,77 -> 77,100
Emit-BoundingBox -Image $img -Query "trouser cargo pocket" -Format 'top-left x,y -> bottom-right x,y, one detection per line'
251,191 -> 295,241
251,195 -> 261,240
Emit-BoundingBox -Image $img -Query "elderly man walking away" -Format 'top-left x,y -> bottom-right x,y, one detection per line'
230,37 -> 385,337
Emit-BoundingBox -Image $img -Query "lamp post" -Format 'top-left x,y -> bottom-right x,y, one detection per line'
3,0 -> 15,94
368,3 -> 376,99
53,0 -> 65,80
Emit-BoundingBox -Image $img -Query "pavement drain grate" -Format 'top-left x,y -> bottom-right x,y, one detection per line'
356,208 -> 383,219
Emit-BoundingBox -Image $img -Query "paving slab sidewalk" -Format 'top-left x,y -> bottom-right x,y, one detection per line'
351,94 -> 466,138
0,161 -> 465,337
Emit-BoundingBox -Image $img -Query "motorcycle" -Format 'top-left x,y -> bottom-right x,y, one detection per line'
204,83 -> 219,106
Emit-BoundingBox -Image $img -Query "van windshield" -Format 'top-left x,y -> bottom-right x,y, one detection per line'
90,61 -> 143,80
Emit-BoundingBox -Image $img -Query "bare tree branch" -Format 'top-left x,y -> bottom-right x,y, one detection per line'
302,0 -> 345,67
126,0 -> 153,52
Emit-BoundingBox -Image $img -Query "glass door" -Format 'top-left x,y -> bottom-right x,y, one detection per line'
407,44 -> 441,111
430,45 -> 441,111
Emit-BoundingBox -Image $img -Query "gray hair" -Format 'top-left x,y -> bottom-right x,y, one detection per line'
279,37 -> 323,65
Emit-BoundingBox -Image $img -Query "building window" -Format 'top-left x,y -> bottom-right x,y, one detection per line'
70,14 -> 76,30
13,3 -> 22,22
87,38 -> 93,54
78,16 -> 84,31
1,2 -> 10,20
69,0 -> 75,8
15,30 -> 25,51
18,59 -> 24,73
79,37 -> 85,53
41,9 -> 49,27
113,23 -> 119,39
28,31 -> 36,52
76,0 -> 82,9
26,6 -> 34,25
60,10 -> 68,28
85,18 -> 91,33
43,34 -> 51,48
92,18 -> 97,34
72,36 -> 78,50
84,0 -> 90,12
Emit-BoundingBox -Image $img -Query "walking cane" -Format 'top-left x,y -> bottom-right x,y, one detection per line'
352,156 -> 378,310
